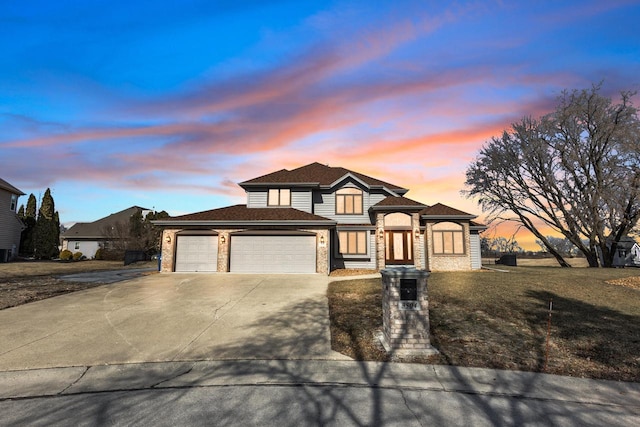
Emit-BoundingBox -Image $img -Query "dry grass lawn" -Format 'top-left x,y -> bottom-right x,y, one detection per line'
328,265 -> 640,382
0,260 -> 156,310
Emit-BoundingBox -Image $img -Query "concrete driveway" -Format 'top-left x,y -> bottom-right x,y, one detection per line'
0,273 -> 350,371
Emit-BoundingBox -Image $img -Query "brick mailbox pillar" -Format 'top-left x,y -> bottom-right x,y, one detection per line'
378,267 -> 439,358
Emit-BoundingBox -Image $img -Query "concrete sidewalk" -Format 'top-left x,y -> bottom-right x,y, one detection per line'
1,360 -> 638,426
2,360 -> 638,405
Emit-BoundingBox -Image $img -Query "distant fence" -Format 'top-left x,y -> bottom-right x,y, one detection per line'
124,250 -> 149,266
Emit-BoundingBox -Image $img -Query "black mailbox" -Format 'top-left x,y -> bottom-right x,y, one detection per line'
400,279 -> 417,300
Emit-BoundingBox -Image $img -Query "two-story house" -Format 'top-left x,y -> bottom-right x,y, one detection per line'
0,178 -> 25,262
155,163 -> 485,274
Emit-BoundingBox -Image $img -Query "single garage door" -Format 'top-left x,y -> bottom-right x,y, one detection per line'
230,235 -> 316,273
175,235 -> 218,272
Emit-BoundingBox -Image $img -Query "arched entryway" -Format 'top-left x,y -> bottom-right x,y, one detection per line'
384,212 -> 413,265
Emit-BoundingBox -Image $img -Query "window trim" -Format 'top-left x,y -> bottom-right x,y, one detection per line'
267,188 -> 291,207
337,230 -> 368,256
10,194 -> 17,212
335,188 -> 363,215
432,222 -> 466,255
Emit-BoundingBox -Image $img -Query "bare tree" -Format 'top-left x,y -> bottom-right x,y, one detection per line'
535,236 -> 578,257
100,210 -> 170,255
465,84 -> 640,267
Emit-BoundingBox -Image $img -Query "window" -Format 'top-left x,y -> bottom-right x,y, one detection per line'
336,188 -> 363,215
10,194 -> 17,212
268,189 -> 291,206
432,222 -> 465,255
338,231 -> 367,255
75,242 -> 80,250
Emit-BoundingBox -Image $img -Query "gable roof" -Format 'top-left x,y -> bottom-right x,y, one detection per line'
157,205 -> 335,225
239,162 -> 408,194
371,196 -> 428,211
62,206 -> 149,239
0,178 -> 25,196
607,236 -> 640,250
421,203 -> 476,219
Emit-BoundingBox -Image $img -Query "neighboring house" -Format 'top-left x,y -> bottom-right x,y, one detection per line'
0,178 -> 25,262
155,162 -> 486,274
61,206 -> 152,258
611,237 -> 640,268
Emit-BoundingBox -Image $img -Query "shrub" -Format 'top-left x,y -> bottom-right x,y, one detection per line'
73,251 -> 83,261
59,249 -> 73,261
94,248 -> 103,260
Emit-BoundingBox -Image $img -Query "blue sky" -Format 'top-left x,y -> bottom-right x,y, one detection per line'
2,0 -> 639,247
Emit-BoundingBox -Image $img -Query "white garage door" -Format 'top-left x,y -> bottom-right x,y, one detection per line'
230,235 -> 316,273
175,235 -> 218,272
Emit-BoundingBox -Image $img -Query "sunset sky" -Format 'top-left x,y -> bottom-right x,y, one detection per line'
2,0 -> 640,249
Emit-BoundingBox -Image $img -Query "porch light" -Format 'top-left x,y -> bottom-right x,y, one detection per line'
320,235 -> 325,245
220,235 -> 226,244
414,229 -> 420,238
165,234 -> 171,244
378,229 -> 384,238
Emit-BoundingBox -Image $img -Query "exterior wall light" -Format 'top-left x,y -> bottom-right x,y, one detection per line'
320,235 -> 325,245
220,235 -> 226,244
414,229 -> 420,239
379,229 -> 384,238
165,234 -> 171,244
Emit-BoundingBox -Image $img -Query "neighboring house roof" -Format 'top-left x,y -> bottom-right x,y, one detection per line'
0,178 -> 25,195
610,236 -> 639,250
371,196 -> 429,211
62,206 -> 149,239
159,204 -> 336,225
421,203 -> 476,219
239,162 -> 408,194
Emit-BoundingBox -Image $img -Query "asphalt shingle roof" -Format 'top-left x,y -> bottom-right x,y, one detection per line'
240,162 -> 407,192
374,196 -> 428,208
169,205 -> 334,222
421,203 -> 474,217
62,206 -> 148,239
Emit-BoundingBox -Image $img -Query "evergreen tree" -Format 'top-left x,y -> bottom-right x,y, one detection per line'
19,193 -> 38,256
34,189 -> 61,259
26,194 -> 37,218
17,205 -> 25,218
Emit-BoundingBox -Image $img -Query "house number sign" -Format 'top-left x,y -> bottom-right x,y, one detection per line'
398,301 -> 420,311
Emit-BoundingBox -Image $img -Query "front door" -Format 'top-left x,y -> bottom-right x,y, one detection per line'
385,231 -> 413,265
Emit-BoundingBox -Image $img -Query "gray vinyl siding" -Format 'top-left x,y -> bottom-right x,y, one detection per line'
470,233 -> 481,269
315,187 -> 388,224
291,190 -> 312,212
0,189 -> 22,250
246,189 -> 312,212
247,190 -> 268,208
341,231 -> 376,269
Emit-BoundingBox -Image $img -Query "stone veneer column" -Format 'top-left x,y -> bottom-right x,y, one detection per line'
377,267 -> 439,358
316,229 -> 329,275
160,229 -> 178,272
411,212 -> 423,270
217,231 -> 229,272
376,213 -> 385,270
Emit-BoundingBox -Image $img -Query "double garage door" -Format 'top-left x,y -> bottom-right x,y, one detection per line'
230,235 -> 316,273
174,234 -> 316,273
